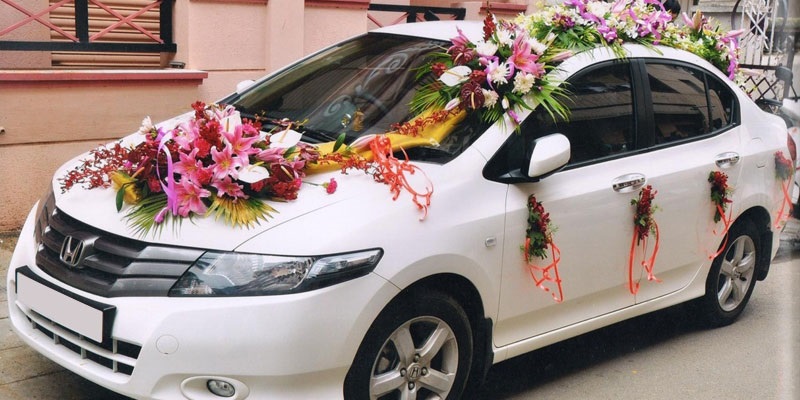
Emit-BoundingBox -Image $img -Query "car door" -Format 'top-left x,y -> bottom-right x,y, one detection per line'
632,60 -> 745,302
488,61 -> 645,346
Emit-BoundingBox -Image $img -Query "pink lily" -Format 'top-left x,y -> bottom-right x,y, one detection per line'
222,124 -> 260,159
509,33 -> 545,77
256,147 -> 287,164
610,0 -> 626,15
210,143 -> 247,181
449,27 -> 471,50
174,148 -> 210,185
724,29 -> 745,39
549,50 -> 574,63
175,178 -> 211,217
211,177 -> 248,199
173,121 -> 200,150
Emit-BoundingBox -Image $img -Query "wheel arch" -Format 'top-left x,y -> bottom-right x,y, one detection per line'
401,273 -> 495,386
733,205 -> 773,280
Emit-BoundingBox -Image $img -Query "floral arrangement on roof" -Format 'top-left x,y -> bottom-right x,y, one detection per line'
661,11 -> 742,80
412,0 -> 742,127
60,102 -> 432,235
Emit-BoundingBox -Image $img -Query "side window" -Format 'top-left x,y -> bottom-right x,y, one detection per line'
524,61 -> 635,165
706,74 -> 736,130
483,61 -> 635,181
648,63 -> 711,144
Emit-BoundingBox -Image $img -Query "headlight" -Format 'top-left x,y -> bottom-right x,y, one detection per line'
169,249 -> 383,296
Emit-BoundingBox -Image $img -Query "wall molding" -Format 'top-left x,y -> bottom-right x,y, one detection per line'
0,70 -> 208,83
305,0 -> 370,10
481,2 -> 528,15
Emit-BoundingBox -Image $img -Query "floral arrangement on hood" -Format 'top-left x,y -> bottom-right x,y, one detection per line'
412,0 -> 742,127
61,102 -> 322,234
60,102 -> 432,235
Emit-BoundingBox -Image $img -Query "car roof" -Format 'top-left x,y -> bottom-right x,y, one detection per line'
372,20 -> 483,42
371,21 -> 730,83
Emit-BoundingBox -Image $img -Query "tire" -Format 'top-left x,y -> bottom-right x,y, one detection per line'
698,220 -> 759,327
344,291 -> 473,400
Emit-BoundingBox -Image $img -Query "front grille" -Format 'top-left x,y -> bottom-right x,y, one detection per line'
34,192 -> 205,297
22,307 -> 139,376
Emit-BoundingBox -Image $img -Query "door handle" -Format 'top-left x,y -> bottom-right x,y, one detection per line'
715,152 -> 740,168
612,173 -> 646,193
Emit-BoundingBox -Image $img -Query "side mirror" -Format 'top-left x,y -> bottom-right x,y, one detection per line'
236,80 -> 256,94
526,133 -> 570,178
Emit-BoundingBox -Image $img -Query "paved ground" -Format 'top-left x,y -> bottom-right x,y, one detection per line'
1,220 -> 798,399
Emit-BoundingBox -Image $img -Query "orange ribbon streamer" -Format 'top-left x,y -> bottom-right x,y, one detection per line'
368,136 -> 434,220
708,203 -> 733,260
525,241 -> 564,303
774,180 -> 793,229
628,222 -> 660,295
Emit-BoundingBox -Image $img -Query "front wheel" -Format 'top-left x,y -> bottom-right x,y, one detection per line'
697,220 -> 759,327
344,291 -> 473,400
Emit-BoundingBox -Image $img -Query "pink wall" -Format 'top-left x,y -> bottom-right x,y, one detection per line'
0,0 -> 520,230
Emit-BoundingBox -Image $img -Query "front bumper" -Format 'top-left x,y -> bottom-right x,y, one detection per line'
6,206 -> 399,400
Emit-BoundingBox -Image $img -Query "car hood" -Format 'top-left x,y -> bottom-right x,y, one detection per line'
52,158 -> 401,252
49,110 -> 441,253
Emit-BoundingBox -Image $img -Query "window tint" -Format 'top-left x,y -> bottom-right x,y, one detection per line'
648,63 -> 710,144
483,61 -> 634,181
524,61 -> 635,165
706,74 -> 735,130
225,33 -> 488,164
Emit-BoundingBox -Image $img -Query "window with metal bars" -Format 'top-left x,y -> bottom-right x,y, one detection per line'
0,0 -> 175,69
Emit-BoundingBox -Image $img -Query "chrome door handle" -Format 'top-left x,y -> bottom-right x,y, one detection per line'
612,173 -> 646,193
715,152 -> 740,168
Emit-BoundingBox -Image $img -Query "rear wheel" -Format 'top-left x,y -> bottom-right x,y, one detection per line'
698,220 -> 759,327
344,291 -> 473,400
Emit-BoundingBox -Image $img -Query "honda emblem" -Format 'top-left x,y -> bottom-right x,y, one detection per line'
60,236 -> 85,268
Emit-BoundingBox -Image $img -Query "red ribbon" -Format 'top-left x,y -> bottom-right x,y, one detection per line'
368,136 -> 434,220
774,180 -> 793,229
628,222 -> 660,295
708,203 -> 734,259
525,242 -> 564,303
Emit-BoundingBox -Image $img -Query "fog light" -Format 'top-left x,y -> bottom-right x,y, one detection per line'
207,379 -> 236,397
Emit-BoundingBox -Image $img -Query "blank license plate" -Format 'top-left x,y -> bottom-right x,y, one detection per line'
16,267 -> 115,343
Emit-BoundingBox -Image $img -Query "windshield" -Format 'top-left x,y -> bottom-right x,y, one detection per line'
227,34 -> 445,142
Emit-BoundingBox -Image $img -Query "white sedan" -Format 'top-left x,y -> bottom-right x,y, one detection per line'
6,17 -> 792,400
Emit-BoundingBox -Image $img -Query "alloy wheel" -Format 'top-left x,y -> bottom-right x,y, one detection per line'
369,316 -> 459,400
716,235 -> 756,312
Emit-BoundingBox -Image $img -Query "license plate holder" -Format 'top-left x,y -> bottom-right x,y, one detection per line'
15,266 -> 115,344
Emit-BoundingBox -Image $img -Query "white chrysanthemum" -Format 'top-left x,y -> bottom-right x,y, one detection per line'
482,89 -> 499,108
586,1 -> 611,18
489,62 -> 510,85
496,28 -> 514,46
527,37 -> 548,55
138,116 -> 154,135
513,73 -> 536,94
475,40 -> 498,57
